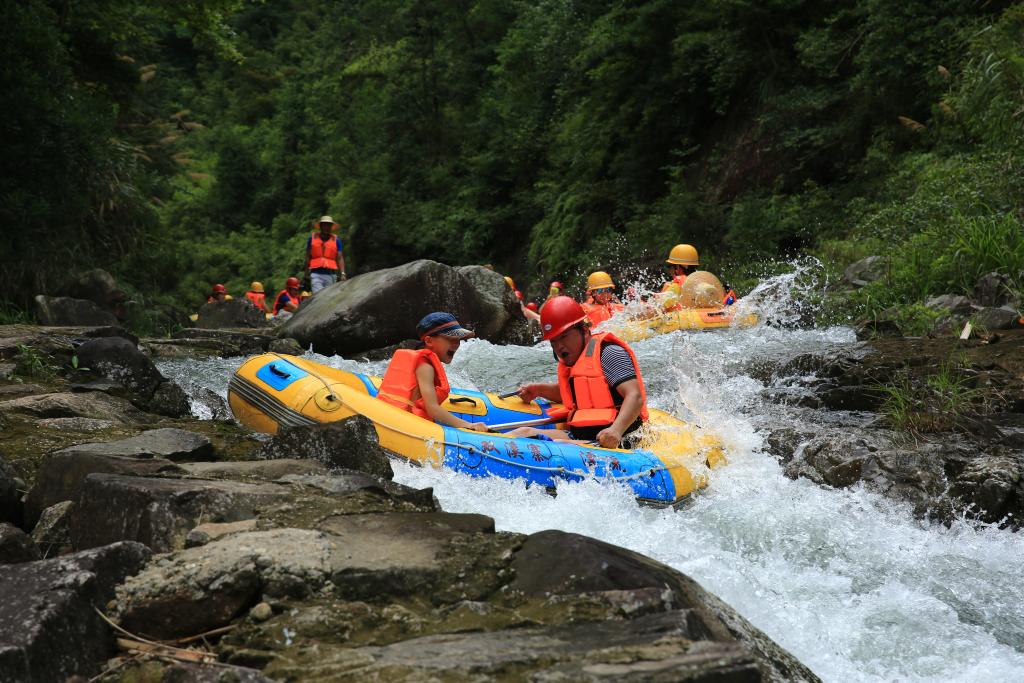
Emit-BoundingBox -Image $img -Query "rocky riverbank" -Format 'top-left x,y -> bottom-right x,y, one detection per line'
760,328 -> 1024,529
0,323 -> 816,682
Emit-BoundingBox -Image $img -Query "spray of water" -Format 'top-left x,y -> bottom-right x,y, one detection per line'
158,264 -> 1024,682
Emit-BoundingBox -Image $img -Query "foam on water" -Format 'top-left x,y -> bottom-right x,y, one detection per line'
159,265 -> 1024,682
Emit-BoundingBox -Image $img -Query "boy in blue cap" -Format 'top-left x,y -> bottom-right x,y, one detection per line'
377,312 -> 490,431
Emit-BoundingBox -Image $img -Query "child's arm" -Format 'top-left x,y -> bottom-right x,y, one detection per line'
415,363 -> 489,431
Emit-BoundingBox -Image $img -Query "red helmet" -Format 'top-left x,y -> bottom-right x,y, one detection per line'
286,277 -> 301,289
540,296 -> 587,341
212,284 -> 226,294
550,281 -> 564,290
525,302 -> 538,312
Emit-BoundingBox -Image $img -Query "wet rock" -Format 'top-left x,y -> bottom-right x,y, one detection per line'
925,294 -> 974,317
280,472 -> 437,510
187,385 -> 232,420
257,416 -> 394,480
31,501 -> 75,557
855,315 -> 903,340
71,473 -> 293,552
268,337 -> 304,355
973,306 -> 1020,331
817,383 -> 882,411
0,522 -> 40,564
32,295 -> 118,327
0,541 -> 150,682
948,455 -> 1023,526
843,256 -> 889,287
280,259 -> 519,356
147,380 -> 191,417
859,446 -> 955,516
974,272 -> 1013,307
0,454 -> 21,524
75,336 -> 163,401
25,448 -> 182,528
0,391 -> 147,423
36,417 -> 116,431
195,299 -> 268,329
181,459 -> 328,481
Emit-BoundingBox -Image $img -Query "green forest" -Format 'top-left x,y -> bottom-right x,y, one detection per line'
2,0 -> 1022,329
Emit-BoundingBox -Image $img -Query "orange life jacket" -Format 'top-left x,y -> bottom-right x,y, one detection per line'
308,232 -> 339,271
557,332 -> 648,429
273,289 -> 300,315
582,302 -> 623,327
245,291 -> 266,310
377,349 -> 450,420
660,274 -> 687,293
723,289 -> 737,305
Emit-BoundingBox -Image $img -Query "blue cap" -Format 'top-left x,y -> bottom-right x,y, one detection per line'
416,312 -> 475,339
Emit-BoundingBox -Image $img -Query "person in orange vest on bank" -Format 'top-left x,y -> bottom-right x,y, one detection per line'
581,271 -> 624,327
207,283 -> 232,303
273,277 -> 302,319
376,313 -> 490,431
244,282 -> 269,312
306,215 -> 346,293
506,297 -> 648,449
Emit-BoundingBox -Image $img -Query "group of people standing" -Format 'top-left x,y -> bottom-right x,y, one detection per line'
204,215 -> 347,320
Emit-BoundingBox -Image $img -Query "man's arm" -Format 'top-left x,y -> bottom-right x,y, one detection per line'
337,237 -> 346,279
596,379 -> 643,448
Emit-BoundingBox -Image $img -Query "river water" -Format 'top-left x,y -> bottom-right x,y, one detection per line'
158,272 -> 1024,682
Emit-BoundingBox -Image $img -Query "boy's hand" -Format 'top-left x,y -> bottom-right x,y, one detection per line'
516,384 -> 541,402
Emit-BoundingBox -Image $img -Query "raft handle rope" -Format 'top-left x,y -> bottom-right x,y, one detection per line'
263,353 -> 682,484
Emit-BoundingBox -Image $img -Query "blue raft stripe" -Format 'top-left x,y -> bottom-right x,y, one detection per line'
256,360 -> 309,392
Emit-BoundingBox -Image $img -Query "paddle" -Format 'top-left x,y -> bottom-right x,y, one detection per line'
487,416 -> 562,430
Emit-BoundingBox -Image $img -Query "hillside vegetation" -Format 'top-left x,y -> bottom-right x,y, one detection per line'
1,0 -> 1021,321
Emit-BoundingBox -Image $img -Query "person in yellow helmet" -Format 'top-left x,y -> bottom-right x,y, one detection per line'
582,271 -> 624,327
244,281 -> 269,312
663,244 -> 699,292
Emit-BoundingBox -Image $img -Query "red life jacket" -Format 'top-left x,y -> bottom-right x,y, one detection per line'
245,291 -> 266,310
377,349 -> 450,420
582,302 -> 623,327
308,232 -> 339,271
557,332 -> 649,429
273,289 -> 300,314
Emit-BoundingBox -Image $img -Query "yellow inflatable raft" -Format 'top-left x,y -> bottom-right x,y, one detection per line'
229,354 -> 725,507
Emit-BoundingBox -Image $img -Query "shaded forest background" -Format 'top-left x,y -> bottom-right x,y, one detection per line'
2,0 -> 1022,325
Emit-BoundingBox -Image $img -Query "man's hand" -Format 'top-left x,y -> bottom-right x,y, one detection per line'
516,383 -> 542,402
596,427 -> 623,449
469,421 -> 491,432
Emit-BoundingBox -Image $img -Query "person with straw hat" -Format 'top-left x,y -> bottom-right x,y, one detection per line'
305,215 -> 346,293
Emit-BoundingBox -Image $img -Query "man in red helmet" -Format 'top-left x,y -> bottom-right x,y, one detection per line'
207,283 -> 229,303
509,296 -> 648,449
273,277 -> 303,319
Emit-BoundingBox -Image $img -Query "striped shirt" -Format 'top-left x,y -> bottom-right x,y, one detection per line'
600,344 -> 637,405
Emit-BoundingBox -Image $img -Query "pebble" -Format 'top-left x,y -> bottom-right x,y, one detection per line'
250,602 -> 273,622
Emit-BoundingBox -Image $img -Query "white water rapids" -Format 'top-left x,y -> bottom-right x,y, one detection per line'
158,270 -> 1024,682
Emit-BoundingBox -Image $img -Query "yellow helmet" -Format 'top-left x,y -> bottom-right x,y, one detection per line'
666,244 -> 700,266
249,281 -> 264,293
503,276 -> 515,290
586,271 -> 615,291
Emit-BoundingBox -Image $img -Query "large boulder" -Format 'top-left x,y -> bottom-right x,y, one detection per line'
24,432 -> 203,527
0,541 -> 151,682
842,256 -> 889,287
280,260 -> 520,356
196,299 -> 268,329
0,391 -> 148,423
75,336 -> 190,415
257,416 -> 394,480
56,269 -> 127,318
30,501 -> 75,557
32,295 -> 118,327
0,454 -> 21,524
0,523 -> 40,564
71,473 -> 294,553
973,306 -> 1020,331
924,294 -> 974,317
974,272 -> 1013,307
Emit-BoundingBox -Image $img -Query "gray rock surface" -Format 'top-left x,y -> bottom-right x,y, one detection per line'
0,541 -> 150,682
0,454 -> 20,524
257,416 -> 394,480
71,473 -> 293,553
196,299 -> 268,329
0,391 -> 147,423
31,500 -> 75,557
973,306 -> 1020,331
181,459 -> 328,481
25,447 -> 184,527
36,417 -> 116,431
65,428 -> 212,461
56,268 -> 126,315
0,522 -> 40,564
974,272 -> 1013,307
280,259 -> 520,355
32,295 -> 118,327
842,255 -> 889,287
924,294 -> 974,317
147,379 -> 191,417
75,336 -> 164,401
268,337 -> 305,355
